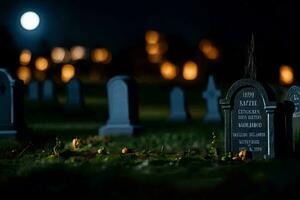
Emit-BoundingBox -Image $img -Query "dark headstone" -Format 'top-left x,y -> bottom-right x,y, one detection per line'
27,80 -> 40,101
65,78 -> 84,112
42,79 -> 56,102
220,79 -> 290,159
286,86 -> 300,152
169,86 -> 190,122
99,75 -> 143,136
202,75 -> 221,122
0,68 -> 24,137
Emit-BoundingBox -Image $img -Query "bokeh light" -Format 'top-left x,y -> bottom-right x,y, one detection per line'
35,57 -> 49,71
91,48 -> 110,63
145,30 -> 160,44
199,39 -> 219,61
148,54 -> 162,64
279,65 -> 294,85
160,61 -> 177,80
61,64 -> 75,82
103,51 -> 112,64
70,46 -> 86,61
20,11 -> 40,31
17,66 -> 31,84
20,49 -> 31,65
51,47 -> 66,63
146,43 -> 160,55
183,61 -> 198,80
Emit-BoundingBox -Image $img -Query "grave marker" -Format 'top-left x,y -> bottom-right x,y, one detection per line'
27,80 -> 40,101
42,79 -> 56,102
99,75 -> 143,136
286,86 -> 300,152
219,36 -> 291,159
169,86 -> 190,122
202,75 -> 221,122
65,78 -> 84,112
0,69 -> 24,137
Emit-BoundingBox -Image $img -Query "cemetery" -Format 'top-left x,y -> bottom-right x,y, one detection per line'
1,1 -> 300,199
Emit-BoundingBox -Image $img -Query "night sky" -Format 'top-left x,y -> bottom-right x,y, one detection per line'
1,0 -> 300,82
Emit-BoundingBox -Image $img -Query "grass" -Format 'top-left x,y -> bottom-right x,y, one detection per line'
0,83 -> 300,199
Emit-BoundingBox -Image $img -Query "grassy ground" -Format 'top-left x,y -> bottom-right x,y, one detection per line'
0,83 -> 300,199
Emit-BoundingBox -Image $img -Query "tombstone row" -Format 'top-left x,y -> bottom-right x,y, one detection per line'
28,78 -> 84,112
3,66 -> 300,160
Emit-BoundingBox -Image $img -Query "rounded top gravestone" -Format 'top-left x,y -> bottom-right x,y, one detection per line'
65,77 -> 85,113
99,75 -> 143,136
286,86 -> 300,152
220,78 -> 286,159
169,86 -> 190,122
0,68 -> 25,138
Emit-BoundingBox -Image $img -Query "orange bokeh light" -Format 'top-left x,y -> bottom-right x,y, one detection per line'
160,61 -> 177,80
20,49 -> 31,65
199,39 -> 219,60
280,65 -> 294,85
91,48 -> 111,63
17,66 -> 31,84
183,61 -> 198,80
35,57 -> 49,71
51,47 -> 66,63
61,64 -> 75,83
145,30 -> 160,44
70,46 -> 86,61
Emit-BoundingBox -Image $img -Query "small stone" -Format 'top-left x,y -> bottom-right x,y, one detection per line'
72,138 -> 80,150
238,149 -> 252,160
121,147 -> 130,154
97,147 -> 107,154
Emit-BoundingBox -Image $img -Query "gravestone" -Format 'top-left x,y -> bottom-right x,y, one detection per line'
202,75 -> 221,122
220,79 -> 280,159
286,86 -> 300,152
65,78 -> 84,112
99,75 -> 143,136
27,80 -> 40,101
42,79 -> 56,102
0,69 -> 24,137
169,86 -> 190,122
219,36 -> 291,159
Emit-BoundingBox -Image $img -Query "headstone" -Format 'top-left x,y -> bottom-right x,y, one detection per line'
169,86 -> 190,122
65,78 -> 84,112
219,36 -> 292,159
27,80 -> 40,101
99,75 -> 143,136
202,75 -> 221,122
0,68 -> 24,137
286,86 -> 300,152
42,79 -> 56,102
220,79 -> 291,159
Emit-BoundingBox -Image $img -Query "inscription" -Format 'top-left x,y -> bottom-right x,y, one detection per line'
231,88 -> 267,155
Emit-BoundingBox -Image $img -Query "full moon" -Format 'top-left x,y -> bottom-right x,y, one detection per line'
20,11 -> 40,31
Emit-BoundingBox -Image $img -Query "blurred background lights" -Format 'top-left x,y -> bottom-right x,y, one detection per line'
51,47 -> 66,63
17,66 -> 31,84
35,57 -> 49,71
199,39 -> 219,61
146,43 -> 160,55
160,61 -> 177,80
20,11 -> 40,31
183,61 -> 198,80
19,49 -> 31,65
70,46 -> 86,61
148,54 -> 162,64
279,64 -> 294,85
103,51 -> 112,64
145,30 -> 160,44
61,64 -> 75,82
91,48 -> 110,63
